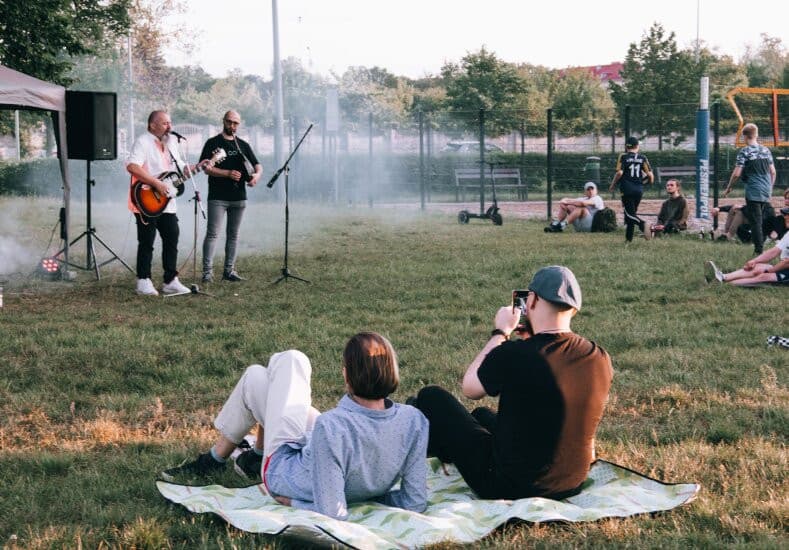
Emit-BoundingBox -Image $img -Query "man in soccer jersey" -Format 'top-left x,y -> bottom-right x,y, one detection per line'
608,136 -> 654,242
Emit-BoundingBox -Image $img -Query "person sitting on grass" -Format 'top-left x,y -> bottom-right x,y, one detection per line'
161,332 -> 429,520
763,187 -> 789,242
544,182 -> 605,233
711,201 -> 776,243
704,207 -> 789,286
650,179 -> 689,237
410,266 -> 613,501
710,204 -> 747,242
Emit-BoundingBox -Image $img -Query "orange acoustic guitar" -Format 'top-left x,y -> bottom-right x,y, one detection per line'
130,148 -> 226,217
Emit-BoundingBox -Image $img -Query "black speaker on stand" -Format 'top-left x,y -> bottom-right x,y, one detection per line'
55,91 -> 133,279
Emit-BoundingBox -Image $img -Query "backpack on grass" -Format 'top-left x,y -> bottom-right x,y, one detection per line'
591,207 -> 617,233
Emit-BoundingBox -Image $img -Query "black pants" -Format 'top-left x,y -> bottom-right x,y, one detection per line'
744,200 -> 767,254
653,220 -> 683,236
135,212 -> 179,283
621,195 -> 644,242
413,384 -> 586,500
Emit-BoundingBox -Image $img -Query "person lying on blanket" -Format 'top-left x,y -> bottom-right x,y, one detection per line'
161,332 -> 429,520
411,266 -> 614,500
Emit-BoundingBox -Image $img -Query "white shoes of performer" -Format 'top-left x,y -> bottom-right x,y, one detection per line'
161,277 -> 190,295
136,278 -> 159,296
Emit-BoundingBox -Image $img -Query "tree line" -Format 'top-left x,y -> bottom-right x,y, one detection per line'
1,0 -> 787,155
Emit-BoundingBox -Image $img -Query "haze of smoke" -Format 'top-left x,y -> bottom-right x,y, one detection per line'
1,184 -> 426,284
0,236 -> 33,276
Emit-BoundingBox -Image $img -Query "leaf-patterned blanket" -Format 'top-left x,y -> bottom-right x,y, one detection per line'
157,458 -> 699,549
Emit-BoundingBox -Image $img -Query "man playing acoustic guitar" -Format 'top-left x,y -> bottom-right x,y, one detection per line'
200,110 -> 262,283
127,110 -> 211,296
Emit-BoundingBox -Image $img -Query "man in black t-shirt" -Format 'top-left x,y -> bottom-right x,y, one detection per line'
609,136 -> 654,242
413,266 -> 613,500
200,110 -> 262,282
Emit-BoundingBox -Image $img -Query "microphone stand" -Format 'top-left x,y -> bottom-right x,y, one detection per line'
164,134 -> 212,298
269,123 -> 313,284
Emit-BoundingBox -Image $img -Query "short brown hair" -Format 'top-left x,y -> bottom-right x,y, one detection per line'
742,123 -> 758,139
343,332 -> 399,399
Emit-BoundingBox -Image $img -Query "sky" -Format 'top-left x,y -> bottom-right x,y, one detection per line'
164,0 -> 789,80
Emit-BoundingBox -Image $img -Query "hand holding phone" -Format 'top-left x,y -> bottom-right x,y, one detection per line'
511,290 -> 533,337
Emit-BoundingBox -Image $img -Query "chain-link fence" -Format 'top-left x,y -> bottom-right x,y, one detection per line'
3,100 -> 788,209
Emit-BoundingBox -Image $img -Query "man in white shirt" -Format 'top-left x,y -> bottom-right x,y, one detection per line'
545,182 -> 605,233
126,110 -> 195,296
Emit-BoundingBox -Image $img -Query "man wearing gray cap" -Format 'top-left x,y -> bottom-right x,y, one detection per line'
411,266 -> 613,500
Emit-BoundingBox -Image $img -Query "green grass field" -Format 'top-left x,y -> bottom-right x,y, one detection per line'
0,199 -> 786,548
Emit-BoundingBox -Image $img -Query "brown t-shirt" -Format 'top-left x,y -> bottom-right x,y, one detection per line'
478,332 -> 613,497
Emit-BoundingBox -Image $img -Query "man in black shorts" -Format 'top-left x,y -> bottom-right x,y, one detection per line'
609,136 -> 654,242
411,266 -> 613,500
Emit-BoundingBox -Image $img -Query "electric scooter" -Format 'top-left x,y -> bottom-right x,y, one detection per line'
458,160 -> 503,225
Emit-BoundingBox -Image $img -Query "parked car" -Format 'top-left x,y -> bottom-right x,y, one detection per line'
440,140 -> 504,154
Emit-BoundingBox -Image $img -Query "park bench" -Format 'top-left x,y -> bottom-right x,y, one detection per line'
454,167 -> 525,201
654,165 -> 715,195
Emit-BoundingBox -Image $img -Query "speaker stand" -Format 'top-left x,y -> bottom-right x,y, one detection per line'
55,160 -> 134,280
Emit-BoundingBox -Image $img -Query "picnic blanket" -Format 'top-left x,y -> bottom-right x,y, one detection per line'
157,457 -> 699,549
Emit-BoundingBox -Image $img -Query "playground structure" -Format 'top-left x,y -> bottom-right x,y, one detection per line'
726,87 -> 789,147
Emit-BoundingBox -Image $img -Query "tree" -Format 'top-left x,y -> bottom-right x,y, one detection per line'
173,71 -> 270,127
335,66 -> 414,131
441,47 -> 525,136
742,34 -> 788,87
549,69 -> 616,136
0,0 -> 130,85
281,57 -> 329,127
512,64 -> 553,136
610,23 -> 699,141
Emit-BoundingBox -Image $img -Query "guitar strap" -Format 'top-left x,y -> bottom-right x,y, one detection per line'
167,146 -> 184,178
233,136 -> 254,180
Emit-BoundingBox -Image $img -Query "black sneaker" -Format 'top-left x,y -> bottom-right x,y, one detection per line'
234,449 -> 263,480
160,452 -> 226,482
222,270 -> 245,282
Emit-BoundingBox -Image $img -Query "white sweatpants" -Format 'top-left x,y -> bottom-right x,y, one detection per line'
213,350 -> 321,459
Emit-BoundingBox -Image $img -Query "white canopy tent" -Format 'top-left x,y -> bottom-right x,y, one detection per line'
0,64 -> 72,267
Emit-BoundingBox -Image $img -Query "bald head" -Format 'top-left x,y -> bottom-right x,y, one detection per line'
147,110 -> 171,139
222,110 -> 241,136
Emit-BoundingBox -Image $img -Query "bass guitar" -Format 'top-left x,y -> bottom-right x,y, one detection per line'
131,148 -> 226,217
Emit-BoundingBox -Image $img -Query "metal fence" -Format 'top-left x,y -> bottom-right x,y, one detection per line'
5,101 -> 787,212
222,101 -> 788,218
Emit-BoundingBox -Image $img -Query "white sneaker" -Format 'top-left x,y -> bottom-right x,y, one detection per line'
704,260 -> 724,284
136,278 -> 159,296
162,277 -> 192,294
161,277 -> 190,295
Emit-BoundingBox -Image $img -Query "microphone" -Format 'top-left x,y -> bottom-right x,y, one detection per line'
170,130 -> 186,141
267,167 -> 284,188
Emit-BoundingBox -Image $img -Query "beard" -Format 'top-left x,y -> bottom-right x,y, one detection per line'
223,125 -> 237,136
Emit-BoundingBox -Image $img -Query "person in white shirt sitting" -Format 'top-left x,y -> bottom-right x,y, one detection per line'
545,182 -> 605,233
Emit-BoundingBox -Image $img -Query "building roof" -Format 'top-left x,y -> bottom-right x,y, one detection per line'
558,62 -> 624,85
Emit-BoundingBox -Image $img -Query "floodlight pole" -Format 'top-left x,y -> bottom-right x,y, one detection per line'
272,0 -> 285,191
127,33 -> 135,147
696,77 -> 710,219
